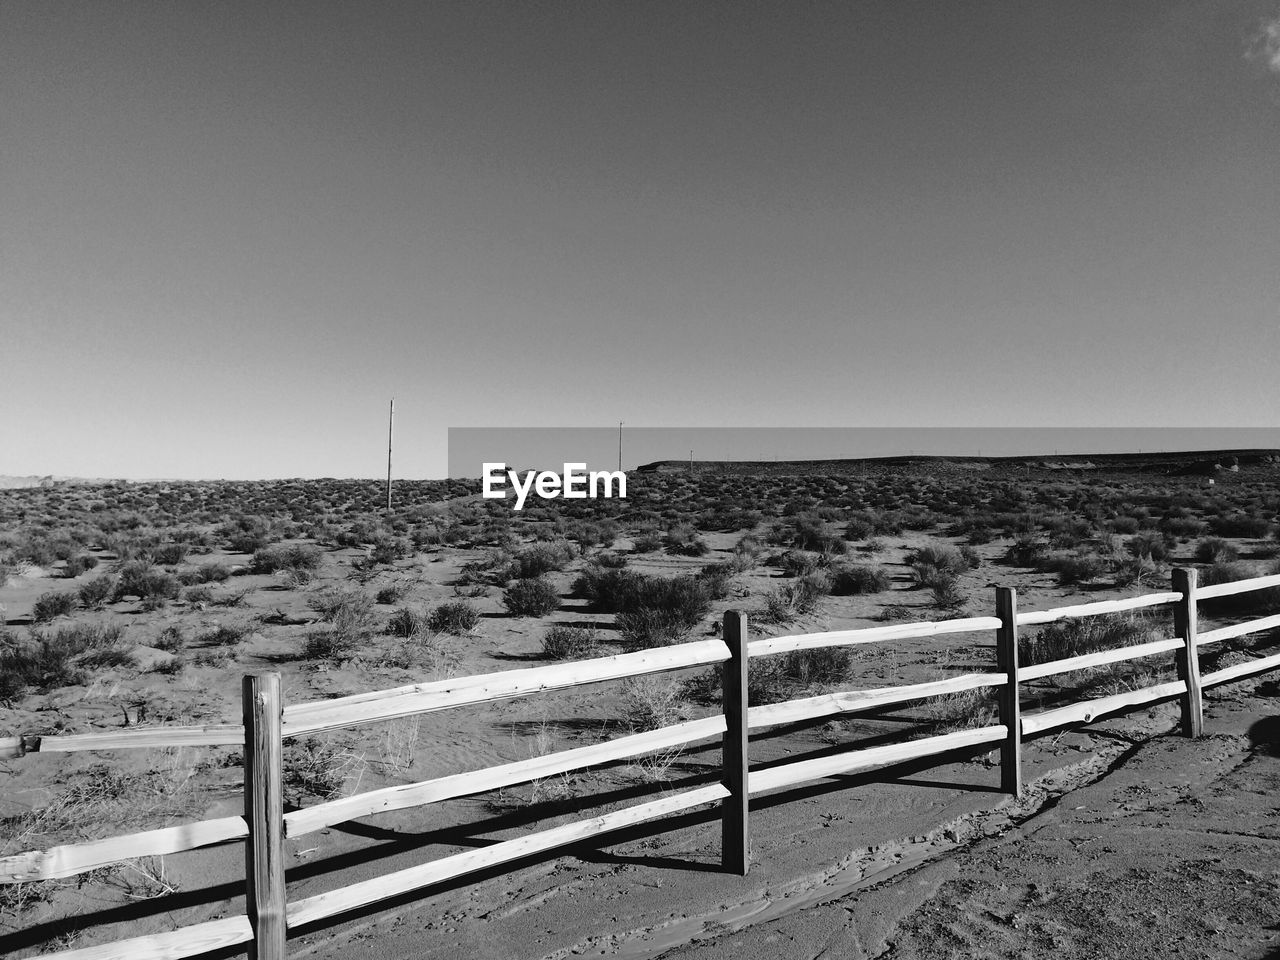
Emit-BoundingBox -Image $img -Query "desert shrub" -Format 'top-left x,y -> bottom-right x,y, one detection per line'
828,563 -> 891,595
621,676 -> 684,732
220,516 -> 275,553
696,561 -> 735,600
428,601 -> 480,635
688,646 -> 855,707
1159,516 -> 1209,540
775,550 -> 823,578
1194,538 -> 1239,564
772,514 -> 847,554
1003,537 -> 1048,568
506,541 -> 577,579
114,562 -> 181,602
376,584 -> 409,604
304,605 -> 374,661
1208,514 -> 1273,539
565,520 -> 618,550
617,609 -> 691,649
1125,532 -> 1172,563
209,588 -> 250,607
308,588 -> 374,623
387,607 -> 426,638
610,575 -> 713,649
929,574 -> 967,610
541,625 -> 599,660
63,554 -> 98,578
1,622 -> 125,698
593,551 -> 629,569
1199,560 -> 1280,617
1018,613 -> 1157,667
77,574 -> 116,610
1109,517 -> 1141,535
366,535 -> 410,566
283,739 -> 359,801
153,625 -> 185,653
844,518 -> 875,542
573,566 -> 644,611
199,623 -> 249,646
916,688 -> 999,734
0,633 -> 79,699
906,543 -> 974,582
32,591 -> 78,623
728,536 -> 762,573
150,543 -> 188,566
252,543 -> 323,575
664,525 -> 709,557
1053,552 -> 1107,586
776,646 -> 853,688
631,531 -> 664,553
1112,556 -> 1164,588
757,581 -> 822,625
177,563 -> 231,586
502,577 -> 562,617
185,585 -> 215,605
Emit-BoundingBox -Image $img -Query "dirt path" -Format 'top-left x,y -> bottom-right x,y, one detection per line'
655,683 -> 1280,960
274,681 -> 1280,960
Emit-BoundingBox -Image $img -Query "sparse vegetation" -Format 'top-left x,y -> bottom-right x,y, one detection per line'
428,600 -> 480,634
502,576 -> 562,617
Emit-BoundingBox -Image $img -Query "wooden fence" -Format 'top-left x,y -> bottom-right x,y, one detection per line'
5,567 -> 1280,960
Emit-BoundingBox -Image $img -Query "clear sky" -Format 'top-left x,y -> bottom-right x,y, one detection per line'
4,2 -> 1279,480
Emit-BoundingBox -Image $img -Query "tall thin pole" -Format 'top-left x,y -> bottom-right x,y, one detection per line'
618,421 -> 623,472
386,398 -> 394,512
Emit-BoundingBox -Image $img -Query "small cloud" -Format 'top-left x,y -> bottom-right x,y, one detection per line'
1247,15 -> 1280,72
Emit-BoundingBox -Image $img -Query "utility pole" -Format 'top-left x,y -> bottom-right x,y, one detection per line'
618,421 -> 623,472
386,398 -> 394,512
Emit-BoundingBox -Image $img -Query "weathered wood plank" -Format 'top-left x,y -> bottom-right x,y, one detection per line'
748,725 -> 1007,795
282,639 -> 730,736
286,784 -> 730,929
1201,651 -> 1280,688
1020,680 -> 1187,736
721,610 -> 749,876
244,674 -> 285,960
284,715 -> 727,837
1198,613 -> 1280,647
746,672 -> 1006,729
35,915 -> 252,960
24,725 -> 243,753
1172,568 -> 1203,738
748,616 -> 1003,658
996,587 -> 1022,797
1017,637 -> 1184,682
0,816 -> 248,883
1196,572 -> 1280,600
1015,592 -> 1181,627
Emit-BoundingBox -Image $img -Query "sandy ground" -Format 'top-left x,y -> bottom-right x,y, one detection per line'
258,678 -> 1280,960
3,528 -> 1279,959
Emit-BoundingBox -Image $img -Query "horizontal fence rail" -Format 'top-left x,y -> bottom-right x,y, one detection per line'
9,567 -> 1280,960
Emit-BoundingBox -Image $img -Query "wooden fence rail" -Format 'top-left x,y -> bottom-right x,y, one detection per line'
8,568 -> 1280,960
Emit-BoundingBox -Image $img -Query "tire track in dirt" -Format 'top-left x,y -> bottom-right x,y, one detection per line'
540,730 -> 1149,960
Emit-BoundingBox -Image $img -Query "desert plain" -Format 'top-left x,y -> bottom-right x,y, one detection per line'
2,452 -> 1280,959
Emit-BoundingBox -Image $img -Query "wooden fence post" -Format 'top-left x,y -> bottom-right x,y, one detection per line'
995,588 -> 1022,797
1172,568 -> 1203,738
244,673 -> 286,960
721,611 -> 749,875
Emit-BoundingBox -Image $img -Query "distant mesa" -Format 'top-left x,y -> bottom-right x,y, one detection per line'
0,475 -> 123,490
635,450 -> 1280,478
